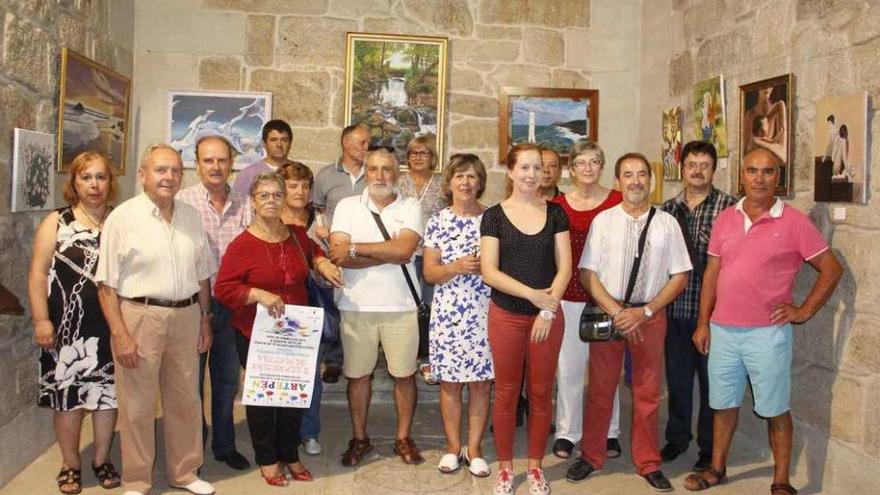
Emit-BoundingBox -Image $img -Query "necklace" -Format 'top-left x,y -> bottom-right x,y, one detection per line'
251,220 -> 288,243
77,205 -> 106,230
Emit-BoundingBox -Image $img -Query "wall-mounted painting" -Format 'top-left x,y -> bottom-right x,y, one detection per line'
12,129 -> 55,212
167,90 -> 272,170
650,161 -> 664,205
499,87 -> 599,165
344,32 -> 448,169
57,48 -> 130,173
662,106 -> 683,181
814,92 -> 867,203
692,76 -> 728,158
739,74 -> 794,197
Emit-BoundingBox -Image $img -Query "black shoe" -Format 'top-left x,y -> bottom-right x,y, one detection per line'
660,442 -> 687,462
553,438 -> 575,459
639,470 -> 673,492
692,453 -> 712,471
565,457 -> 597,483
216,450 -> 250,470
606,438 -> 622,458
322,366 -> 342,384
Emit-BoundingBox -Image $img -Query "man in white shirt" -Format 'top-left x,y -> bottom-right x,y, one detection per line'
327,148 -> 424,468
96,144 -> 216,495
566,152 -> 691,492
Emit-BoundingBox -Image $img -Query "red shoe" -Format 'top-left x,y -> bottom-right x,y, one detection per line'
287,465 -> 313,482
261,472 -> 288,487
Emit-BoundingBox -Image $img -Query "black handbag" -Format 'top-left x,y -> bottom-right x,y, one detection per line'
370,211 -> 431,357
579,207 -> 656,342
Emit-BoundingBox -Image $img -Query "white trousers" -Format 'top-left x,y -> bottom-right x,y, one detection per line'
555,299 -> 621,442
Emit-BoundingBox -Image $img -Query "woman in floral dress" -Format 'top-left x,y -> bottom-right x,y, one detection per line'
28,151 -> 120,494
423,154 -> 493,477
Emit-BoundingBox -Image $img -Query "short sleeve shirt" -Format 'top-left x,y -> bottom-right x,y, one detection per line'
708,199 -> 829,326
480,202 -> 570,315
331,189 -> 423,312
312,160 -> 366,224
231,160 -> 273,196
579,205 -> 692,303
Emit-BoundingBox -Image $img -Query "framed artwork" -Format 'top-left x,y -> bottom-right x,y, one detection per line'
662,106 -> 683,181
344,32 -> 448,169
499,87 -> 599,165
12,128 -> 55,212
650,161 -> 664,205
167,90 -> 272,170
814,92 -> 867,203
57,48 -> 131,173
739,74 -> 794,197
692,76 -> 729,157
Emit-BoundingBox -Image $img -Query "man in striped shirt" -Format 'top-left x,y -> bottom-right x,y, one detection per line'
659,141 -> 736,471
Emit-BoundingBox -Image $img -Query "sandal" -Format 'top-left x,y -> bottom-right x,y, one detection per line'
419,363 -> 439,385
56,467 -> 82,495
771,483 -> 798,495
92,462 -> 121,489
286,463 -> 313,482
393,437 -> 425,465
684,467 -> 727,491
437,452 -> 461,473
462,447 -> 490,478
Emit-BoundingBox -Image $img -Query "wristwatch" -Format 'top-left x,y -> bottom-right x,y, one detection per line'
348,243 -> 358,260
643,305 -> 653,318
539,309 -> 555,320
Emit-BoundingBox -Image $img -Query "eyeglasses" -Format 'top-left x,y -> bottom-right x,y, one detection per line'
408,150 -> 431,157
571,158 -> 603,168
254,192 -> 284,201
683,161 -> 712,171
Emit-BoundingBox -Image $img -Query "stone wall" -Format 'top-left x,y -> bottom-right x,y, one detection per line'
0,0 -> 134,487
639,0 -> 880,493
132,0 -> 642,202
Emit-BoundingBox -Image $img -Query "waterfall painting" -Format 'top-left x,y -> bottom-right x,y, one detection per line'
12,128 -> 55,212
344,32 -> 448,169
167,90 -> 272,170
498,87 -> 599,165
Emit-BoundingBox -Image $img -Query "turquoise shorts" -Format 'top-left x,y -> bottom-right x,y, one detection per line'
708,323 -> 792,418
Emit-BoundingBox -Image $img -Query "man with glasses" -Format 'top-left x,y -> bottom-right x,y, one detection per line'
658,141 -> 736,471
232,119 -> 293,195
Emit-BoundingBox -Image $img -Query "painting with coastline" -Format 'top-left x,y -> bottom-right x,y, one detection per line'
344,32 -> 448,168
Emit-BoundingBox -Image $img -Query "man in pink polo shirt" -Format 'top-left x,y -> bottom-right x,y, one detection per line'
685,148 -> 842,495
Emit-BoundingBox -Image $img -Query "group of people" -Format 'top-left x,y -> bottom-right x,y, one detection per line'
29,115 -> 842,495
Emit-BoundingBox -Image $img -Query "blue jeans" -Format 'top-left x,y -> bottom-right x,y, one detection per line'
300,346 -> 323,441
199,299 -> 241,458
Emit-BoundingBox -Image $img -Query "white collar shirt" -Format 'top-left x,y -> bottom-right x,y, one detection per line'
734,197 -> 784,233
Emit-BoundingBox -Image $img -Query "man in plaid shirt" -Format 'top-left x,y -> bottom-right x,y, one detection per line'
659,141 -> 736,471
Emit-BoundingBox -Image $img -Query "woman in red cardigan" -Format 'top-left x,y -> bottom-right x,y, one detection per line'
215,172 -> 342,487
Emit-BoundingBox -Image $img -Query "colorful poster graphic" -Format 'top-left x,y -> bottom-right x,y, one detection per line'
242,305 -> 323,408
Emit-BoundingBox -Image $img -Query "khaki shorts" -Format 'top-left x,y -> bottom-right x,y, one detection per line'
340,310 -> 419,378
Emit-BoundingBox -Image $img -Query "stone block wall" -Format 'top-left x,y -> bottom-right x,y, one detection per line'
639,0 -> 880,493
0,0 -> 135,487
131,0 -> 642,203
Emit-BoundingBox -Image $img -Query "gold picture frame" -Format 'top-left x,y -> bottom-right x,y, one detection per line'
344,32 -> 448,170
738,74 -> 794,197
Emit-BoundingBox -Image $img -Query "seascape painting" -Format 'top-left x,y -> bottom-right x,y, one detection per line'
167,90 -> 272,170
344,32 -> 448,167
12,129 -> 55,212
57,48 -> 130,173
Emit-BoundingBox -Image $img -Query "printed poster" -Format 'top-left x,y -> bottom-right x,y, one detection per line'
242,304 -> 323,408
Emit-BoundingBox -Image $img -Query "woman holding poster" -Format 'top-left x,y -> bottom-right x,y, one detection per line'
215,172 -> 341,487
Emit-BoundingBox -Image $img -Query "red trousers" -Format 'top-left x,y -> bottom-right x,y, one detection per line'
581,312 -> 666,475
488,303 -> 564,461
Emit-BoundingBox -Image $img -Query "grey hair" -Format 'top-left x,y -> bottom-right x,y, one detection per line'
568,140 -> 605,166
139,143 -> 181,170
249,172 -> 286,198
365,148 -> 399,169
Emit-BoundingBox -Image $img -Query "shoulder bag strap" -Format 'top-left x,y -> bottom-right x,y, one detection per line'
370,211 -> 423,306
287,226 -> 312,269
622,206 -> 657,305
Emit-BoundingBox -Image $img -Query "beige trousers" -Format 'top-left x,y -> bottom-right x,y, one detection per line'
116,300 -> 203,493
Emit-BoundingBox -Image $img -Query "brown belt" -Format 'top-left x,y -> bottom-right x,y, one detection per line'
125,293 -> 199,308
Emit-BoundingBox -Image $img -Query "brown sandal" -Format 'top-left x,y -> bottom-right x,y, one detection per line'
56,467 -> 82,495
92,462 -> 121,489
393,437 -> 424,465
684,467 -> 727,491
771,483 -> 797,495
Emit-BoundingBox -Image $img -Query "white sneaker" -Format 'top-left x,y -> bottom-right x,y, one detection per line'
527,468 -> 551,495
494,468 -> 514,495
170,478 -> 215,495
304,438 -> 322,455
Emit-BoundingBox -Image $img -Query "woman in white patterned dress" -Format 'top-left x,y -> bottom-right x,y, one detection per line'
28,151 -> 120,493
423,154 -> 493,477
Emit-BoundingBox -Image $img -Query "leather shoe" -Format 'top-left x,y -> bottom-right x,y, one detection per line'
216,450 -> 250,470
693,453 -> 712,472
639,470 -> 673,492
552,438 -> 575,459
341,437 -> 373,467
170,478 -> 215,495
660,442 -> 687,462
565,457 -> 598,483
322,366 -> 342,383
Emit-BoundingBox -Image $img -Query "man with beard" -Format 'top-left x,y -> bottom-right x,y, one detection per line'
566,153 -> 691,492
232,119 -> 293,195
326,148 -> 424,467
